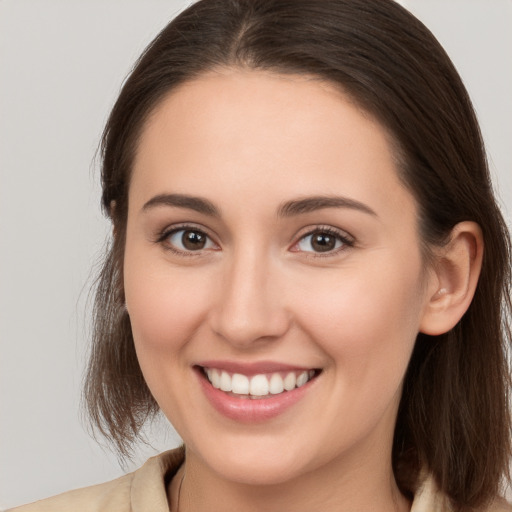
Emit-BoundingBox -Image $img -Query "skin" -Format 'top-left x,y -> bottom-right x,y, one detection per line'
123,69 -> 480,512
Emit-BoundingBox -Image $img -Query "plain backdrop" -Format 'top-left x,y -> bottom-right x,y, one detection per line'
1,0 -> 511,509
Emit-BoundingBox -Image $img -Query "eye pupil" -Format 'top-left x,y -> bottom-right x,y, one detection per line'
182,230 -> 206,250
312,233 -> 336,252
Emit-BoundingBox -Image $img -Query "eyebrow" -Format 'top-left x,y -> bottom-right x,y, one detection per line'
141,193 -> 376,218
278,196 -> 377,217
142,193 -> 220,217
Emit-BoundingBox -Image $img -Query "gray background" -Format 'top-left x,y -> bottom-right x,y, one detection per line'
1,1 -> 511,508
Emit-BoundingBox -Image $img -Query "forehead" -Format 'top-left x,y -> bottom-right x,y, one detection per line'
130,68 -> 414,219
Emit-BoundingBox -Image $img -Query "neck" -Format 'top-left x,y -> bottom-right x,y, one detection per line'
170,445 -> 410,512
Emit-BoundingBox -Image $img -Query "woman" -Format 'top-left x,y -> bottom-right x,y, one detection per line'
12,0 -> 511,511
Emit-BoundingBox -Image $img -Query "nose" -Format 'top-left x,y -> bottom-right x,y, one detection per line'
209,248 -> 291,348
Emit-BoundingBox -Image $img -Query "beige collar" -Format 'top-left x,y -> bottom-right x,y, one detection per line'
129,449 -> 448,512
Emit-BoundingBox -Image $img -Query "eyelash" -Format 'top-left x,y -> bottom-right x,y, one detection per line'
155,224 -> 354,258
155,224 -> 218,257
290,226 -> 355,258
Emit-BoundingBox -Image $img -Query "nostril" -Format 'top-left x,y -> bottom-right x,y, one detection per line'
208,270 -> 291,347
209,305 -> 292,348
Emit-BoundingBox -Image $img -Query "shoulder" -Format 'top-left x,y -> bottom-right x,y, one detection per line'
412,474 -> 512,512
8,473 -> 135,512
9,447 -> 185,512
487,497 -> 512,512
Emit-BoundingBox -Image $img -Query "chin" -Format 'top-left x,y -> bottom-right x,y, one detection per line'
210,454 -> 306,486
185,433 -> 326,487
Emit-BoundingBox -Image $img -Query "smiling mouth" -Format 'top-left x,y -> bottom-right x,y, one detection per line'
200,367 -> 320,399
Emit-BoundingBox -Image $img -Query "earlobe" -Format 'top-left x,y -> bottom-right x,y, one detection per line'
420,221 -> 484,336
110,200 -> 118,237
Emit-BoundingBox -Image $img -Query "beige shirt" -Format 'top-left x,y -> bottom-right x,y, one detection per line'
10,447 -> 512,512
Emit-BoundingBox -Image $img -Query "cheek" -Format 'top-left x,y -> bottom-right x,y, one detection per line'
123,250 -> 215,424
294,255 -> 425,383
123,247 -> 212,355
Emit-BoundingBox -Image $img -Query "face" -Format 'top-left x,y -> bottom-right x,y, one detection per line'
124,69 -> 434,486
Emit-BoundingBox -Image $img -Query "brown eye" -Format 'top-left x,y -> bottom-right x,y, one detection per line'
295,228 -> 351,254
182,230 -> 207,250
310,232 -> 337,252
167,228 -> 216,252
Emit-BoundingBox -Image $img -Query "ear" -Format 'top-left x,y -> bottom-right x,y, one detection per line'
110,200 -> 117,237
420,221 -> 483,336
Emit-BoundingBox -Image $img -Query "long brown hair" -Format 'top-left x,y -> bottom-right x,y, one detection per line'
84,1 -> 512,509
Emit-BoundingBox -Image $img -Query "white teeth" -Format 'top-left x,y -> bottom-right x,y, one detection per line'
269,373 -> 284,394
204,368 -> 316,397
220,371 -> 232,392
250,374 -> 270,396
296,371 -> 309,388
283,372 -> 296,391
231,373 -> 250,394
211,369 -> 221,389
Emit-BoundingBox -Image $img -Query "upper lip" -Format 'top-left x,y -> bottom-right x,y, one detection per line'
196,360 -> 318,376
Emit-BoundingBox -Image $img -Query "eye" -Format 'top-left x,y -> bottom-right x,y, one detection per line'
162,227 -> 217,253
292,228 -> 353,254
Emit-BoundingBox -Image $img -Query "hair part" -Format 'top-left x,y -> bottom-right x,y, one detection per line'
84,0 -> 512,508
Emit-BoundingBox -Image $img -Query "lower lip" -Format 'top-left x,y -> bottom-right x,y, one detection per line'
197,370 -> 315,423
